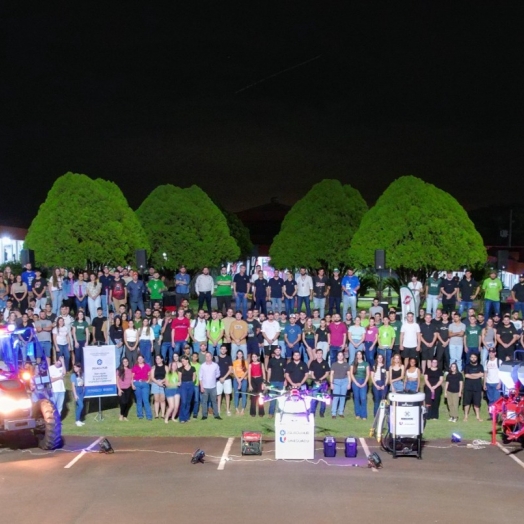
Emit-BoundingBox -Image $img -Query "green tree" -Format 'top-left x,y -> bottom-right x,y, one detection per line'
25,172 -> 149,268
269,179 -> 368,271
351,175 -> 487,283
136,184 -> 239,271
220,208 -> 253,260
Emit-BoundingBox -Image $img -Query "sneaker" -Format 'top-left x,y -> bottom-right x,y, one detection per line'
75,421 -> 84,427
227,411 -> 231,416
319,413 -> 325,418
332,415 -> 336,419
201,416 -> 208,420
452,418 -> 457,423
214,416 -> 223,420
339,414 -> 344,418
193,414 -> 197,419
448,417 -> 454,422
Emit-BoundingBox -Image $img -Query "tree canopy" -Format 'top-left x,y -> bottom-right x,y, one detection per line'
136,184 -> 239,271
350,175 -> 487,282
25,172 -> 150,268
269,179 -> 368,271
221,208 -> 253,260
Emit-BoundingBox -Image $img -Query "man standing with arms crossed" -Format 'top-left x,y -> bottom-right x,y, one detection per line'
400,312 -> 421,368
341,268 -> 360,319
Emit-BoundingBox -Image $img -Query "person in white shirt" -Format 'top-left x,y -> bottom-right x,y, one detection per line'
296,267 -> 313,317
408,275 -> 424,313
400,312 -> 421,368
49,360 -> 66,415
190,309 -> 208,355
195,267 -> 214,312
484,349 -> 501,415
261,311 -> 281,368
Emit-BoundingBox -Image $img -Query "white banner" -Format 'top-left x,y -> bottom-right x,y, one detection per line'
83,345 -> 117,398
399,286 -> 416,322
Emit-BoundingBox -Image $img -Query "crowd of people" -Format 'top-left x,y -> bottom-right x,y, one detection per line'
1,263 -> 522,428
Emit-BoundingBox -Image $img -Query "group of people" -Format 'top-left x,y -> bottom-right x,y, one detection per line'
1,263 -> 520,428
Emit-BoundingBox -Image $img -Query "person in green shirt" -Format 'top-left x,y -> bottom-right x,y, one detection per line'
191,352 -> 202,419
425,271 -> 442,319
207,311 -> 225,356
72,310 -> 90,365
378,316 -> 396,369
147,272 -> 167,302
464,317 -> 481,358
388,311 -> 402,355
215,267 -> 233,315
482,270 -> 503,319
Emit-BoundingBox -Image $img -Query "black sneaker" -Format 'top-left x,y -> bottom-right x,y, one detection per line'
193,414 -> 197,419
201,416 -> 208,420
214,416 -> 223,420
320,413 -> 325,418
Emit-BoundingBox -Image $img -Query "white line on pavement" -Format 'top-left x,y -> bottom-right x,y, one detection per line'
64,436 -> 104,469
496,442 -> 524,470
359,437 -> 377,472
217,437 -> 234,470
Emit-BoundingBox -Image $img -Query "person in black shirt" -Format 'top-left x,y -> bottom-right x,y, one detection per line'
444,362 -> 463,422
252,271 -> 269,315
327,269 -> 342,316
285,350 -> 309,388
420,313 -> 437,374
496,314 -> 519,361
91,308 -> 108,344
440,271 -> 459,315
463,353 -> 484,421
458,270 -> 479,317
267,346 -> 286,417
268,272 -> 285,313
312,268 -> 329,319
233,266 -> 250,318
424,359 -> 444,420
308,348 -> 330,417
511,274 -> 524,318
283,271 -> 297,316
245,310 -> 262,356
216,345 -> 233,416
433,311 -> 450,371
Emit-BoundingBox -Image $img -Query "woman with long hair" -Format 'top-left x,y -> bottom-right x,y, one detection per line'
116,357 -> 133,421
164,360 -> 181,423
444,361 -> 463,423
481,317 -> 497,367
302,318 -> 316,362
48,267 -> 63,316
371,353 -> 388,416
18,312 -> 35,364
110,315 -> 125,364
404,357 -> 421,392
150,354 -> 167,419
178,355 -> 195,423
72,310 -> 90,366
138,318 -> 155,367
71,363 -> 86,426
11,274 -> 28,313
388,353 -> 405,393
350,350 -> 370,420
131,354 -> 152,420
86,273 -> 102,320
124,320 -> 138,367
52,316 -> 71,370
61,270 -> 76,314
0,274 -> 9,311
424,358 -> 444,420
248,352 -> 266,417
232,349 -> 248,415
329,350 -> 351,419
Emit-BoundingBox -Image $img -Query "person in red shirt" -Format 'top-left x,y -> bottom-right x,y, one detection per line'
328,313 -> 347,365
132,354 -> 152,420
171,307 -> 190,359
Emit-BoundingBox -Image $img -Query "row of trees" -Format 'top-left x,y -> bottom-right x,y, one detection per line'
25,173 -> 251,271
269,177 -> 487,281
26,173 -> 486,281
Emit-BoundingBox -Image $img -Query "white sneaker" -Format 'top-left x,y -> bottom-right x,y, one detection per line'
227,411 -> 231,416
75,421 -> 84,427
448,417 -> 454,422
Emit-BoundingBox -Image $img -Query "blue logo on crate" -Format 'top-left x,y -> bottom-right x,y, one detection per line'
97,359 -> 103,365
279,429 -> 286,443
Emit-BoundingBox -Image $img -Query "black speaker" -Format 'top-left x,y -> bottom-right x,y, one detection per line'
375,249 -> 386,270
20,249 -> 35,267
497,250 -> 509,271
135,249 -> 147,269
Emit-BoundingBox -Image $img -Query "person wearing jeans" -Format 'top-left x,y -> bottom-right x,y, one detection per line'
132,355 -> 152,420
199,352 -> 222,419
178,355 -> 196,423
232,350 -> 249,414
484,348 -> 501,417
330,350 -> 351,418
71,363 -> 85,426
350,351 -> 370,420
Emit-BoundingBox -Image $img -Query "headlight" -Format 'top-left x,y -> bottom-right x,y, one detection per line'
0,397 -> 32,413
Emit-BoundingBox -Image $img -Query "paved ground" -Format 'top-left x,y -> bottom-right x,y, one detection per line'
0,434 -> 522,524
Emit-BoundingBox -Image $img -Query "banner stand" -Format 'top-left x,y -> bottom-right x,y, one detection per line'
94,397 -> 104,422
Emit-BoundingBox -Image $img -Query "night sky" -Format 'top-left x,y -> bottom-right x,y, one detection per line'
2,3 -> 523,227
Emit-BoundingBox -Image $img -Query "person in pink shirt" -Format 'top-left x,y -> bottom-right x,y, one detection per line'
132,354 -> 152,420
328,313 -> 347,364
116,357 -> 134,421
364,317 -> 378,366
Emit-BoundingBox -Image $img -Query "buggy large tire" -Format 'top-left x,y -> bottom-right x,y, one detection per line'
34,399 -> 63,450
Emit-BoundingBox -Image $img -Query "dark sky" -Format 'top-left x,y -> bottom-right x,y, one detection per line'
2,3 -> 523,227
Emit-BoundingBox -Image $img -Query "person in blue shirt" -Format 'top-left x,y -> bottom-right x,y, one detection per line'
175,266 -> 191,306
127,272 -> 146,314
283,314 -> 302,362
22,264 -> 36,294
341,268 -> 360,319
